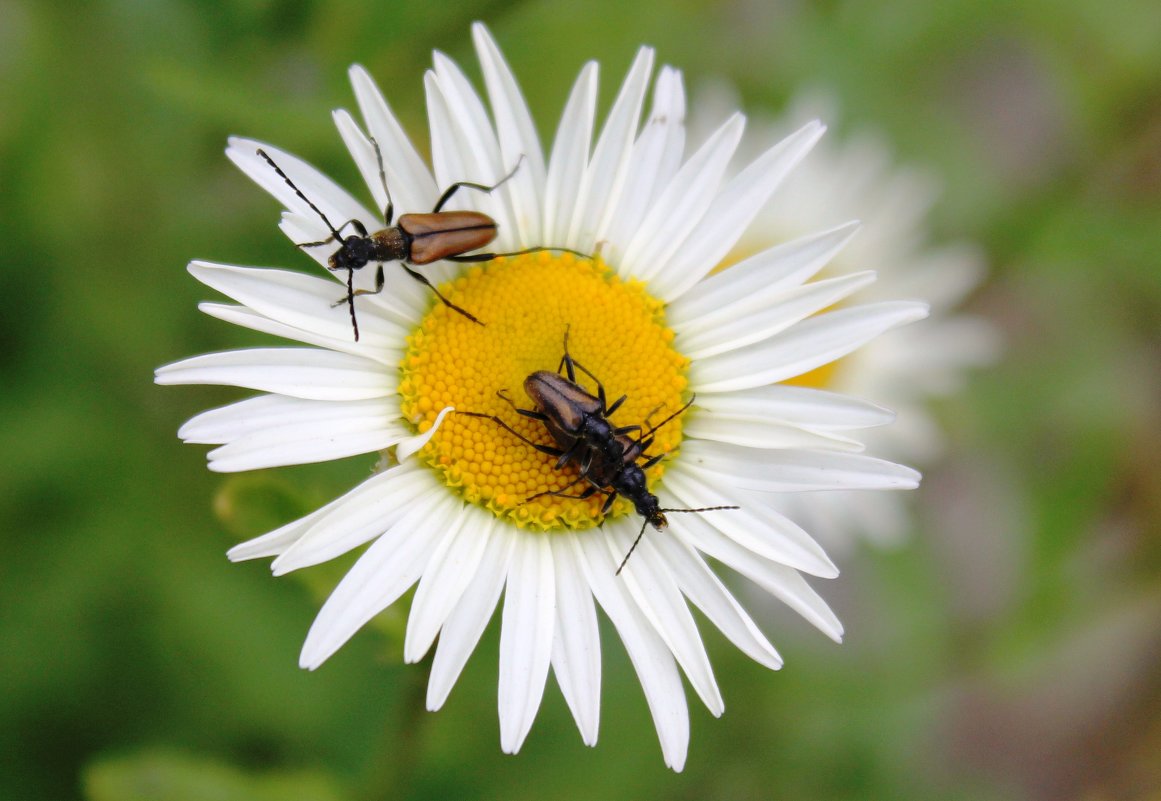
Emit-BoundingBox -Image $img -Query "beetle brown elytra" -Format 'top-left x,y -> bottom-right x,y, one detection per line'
256,141 -> 589,341
458,328 -> 737,573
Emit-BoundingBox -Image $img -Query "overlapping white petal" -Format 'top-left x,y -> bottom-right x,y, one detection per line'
691,84 -> 999,549
159,23 -> 934,770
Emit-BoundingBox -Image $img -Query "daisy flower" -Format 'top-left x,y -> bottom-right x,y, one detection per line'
156,24 -> 928,770
693,86 -> 1000,549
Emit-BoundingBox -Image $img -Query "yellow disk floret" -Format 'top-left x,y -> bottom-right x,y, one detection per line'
398,253 -> 688,531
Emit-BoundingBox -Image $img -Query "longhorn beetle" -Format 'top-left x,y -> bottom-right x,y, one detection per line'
459,328 -> 737,573
258,142 -> 586,340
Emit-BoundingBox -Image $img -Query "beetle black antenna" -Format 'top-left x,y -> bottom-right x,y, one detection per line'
257,148 -> 346,241
614,504 -> 740,576
643,396 -> 695,438
616,519 -> 651,576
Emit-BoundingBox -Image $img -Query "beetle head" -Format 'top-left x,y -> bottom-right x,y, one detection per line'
329,236 -> 373,272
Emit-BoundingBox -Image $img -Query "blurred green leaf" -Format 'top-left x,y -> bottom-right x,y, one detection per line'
83,750 -> 351,801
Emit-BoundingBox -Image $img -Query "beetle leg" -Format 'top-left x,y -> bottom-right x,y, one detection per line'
297,219 -> 368,249
525,483 -> 606,504
399,264 -> 485,326
366,136 -> 395,226
456,411 -> 563,457
640,452 -> 666,469
566,356 -> 610,404
605,394 -> 629,417
613,424 -> 642,437
444,246 -> 592,264
599,488 -> 621,515
431,155 -> 525,213
349,264 -> 387,299
554,437 -> 587,471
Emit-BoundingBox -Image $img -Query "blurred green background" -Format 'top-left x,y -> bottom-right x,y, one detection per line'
2,0 -> 1160,799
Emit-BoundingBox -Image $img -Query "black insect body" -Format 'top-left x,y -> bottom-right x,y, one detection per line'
257,144 -> 588,341
460,330 -> 736,573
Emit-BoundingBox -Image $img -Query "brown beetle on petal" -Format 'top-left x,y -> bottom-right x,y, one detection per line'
258,143 -> 587,340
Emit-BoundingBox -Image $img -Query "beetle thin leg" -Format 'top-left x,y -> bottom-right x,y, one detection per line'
297,219 -> 368,249
350,264 -> 386,298
554,437 -> 586,471
613,424 -> 642,437
444,246 -> 592,263
431,155 -> 525,213
400,264 -> 485,326
526,483 -> 607,504
368,136 -> 395,226
456,411 -> 562,457
605,395 -> 630,417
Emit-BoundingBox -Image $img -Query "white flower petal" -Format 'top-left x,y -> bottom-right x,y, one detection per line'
601,65 -> 686,266
196,303 -> 403,363
569,47 -> 654,250
648,532 -> 782,670
498,533 -> 555,753
611,528 -> 724,716
226,137 -> 377,249
332,108 -> 392,227
155,347 -> 393,401
692,384 -> 895,431
404,515 -> 494,663
473,22 -> 546,245
575,528 -> 689,771
206,427 -> 404,473
683,411 -> 864,452
428,53 -> 519,246
674,513 -> 844,642
677,438 -> 921,492
543,62 -> 598,246
299,492 -> 461,669
550,535 -> 601,746
621,112 -> 744,282
428,516 -> 517,710
179,394 -> 390,444
348,64 -> 437,215
689,300 -> 930,392
677,271 -> 875,361
396,406 -> 454,462
666,221 -> 858,333
227,504 -> 330,562
654,120 -> 827,301
663,468 -> 838,577
189,261 -> 406,355
271,465 -> 440,575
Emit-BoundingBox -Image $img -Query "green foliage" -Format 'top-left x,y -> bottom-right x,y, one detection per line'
83,751 -> 350,801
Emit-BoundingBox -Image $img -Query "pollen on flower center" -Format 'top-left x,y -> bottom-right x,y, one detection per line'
398,253 -> 689,531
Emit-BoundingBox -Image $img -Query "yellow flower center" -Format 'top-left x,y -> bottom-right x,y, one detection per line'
398,253 -> 688,531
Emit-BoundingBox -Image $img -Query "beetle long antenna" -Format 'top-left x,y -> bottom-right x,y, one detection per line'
643,396 -> 695,438
345,268 -> 359,341
615,518 -> 651,576
612,504 -> 738,575
661,505 -> 740,514
257,149 -> 346,241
